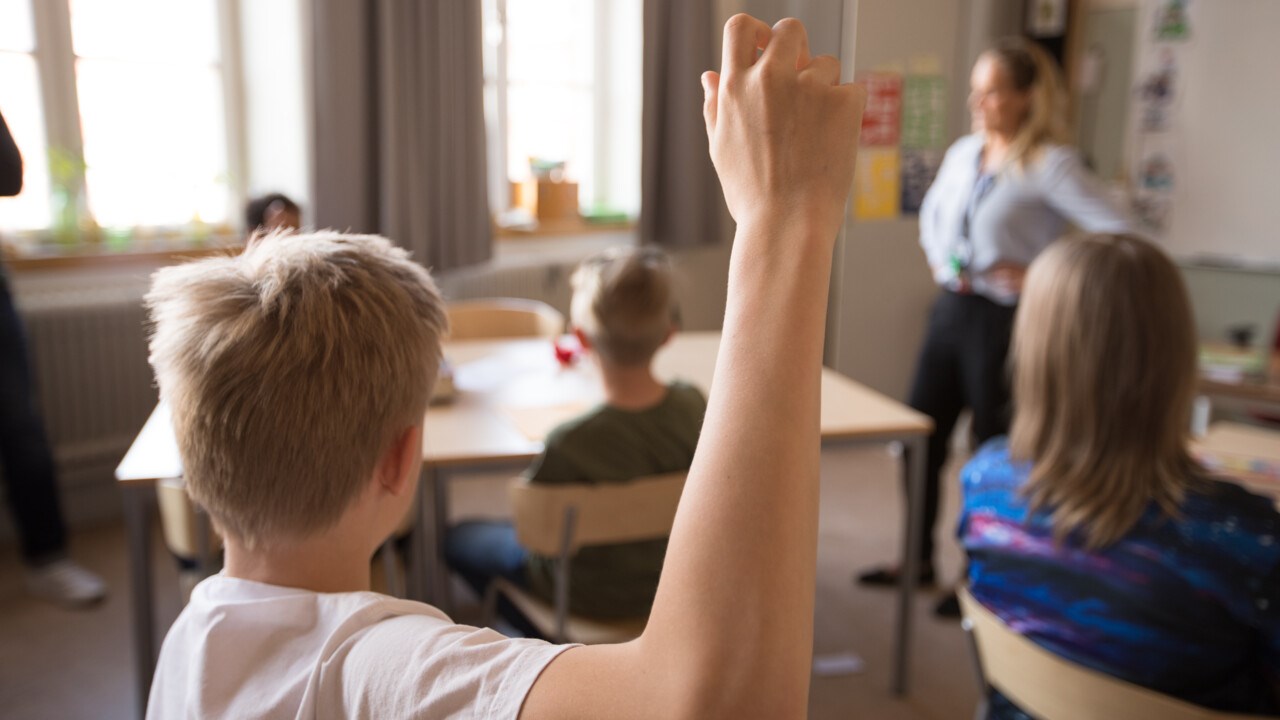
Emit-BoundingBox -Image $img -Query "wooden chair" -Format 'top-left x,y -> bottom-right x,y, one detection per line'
156,478 -> 221,566
483,472 -> 687,644
446,298 -> 565,341
958,587 -> 1269,720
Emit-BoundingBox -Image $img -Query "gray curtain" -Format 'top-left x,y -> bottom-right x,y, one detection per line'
641,0 -> 724,248
311,0 -> 491,272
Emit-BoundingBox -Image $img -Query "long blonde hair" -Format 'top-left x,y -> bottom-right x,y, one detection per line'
1010,234 -> 1203,549
986,38 -> 1071,171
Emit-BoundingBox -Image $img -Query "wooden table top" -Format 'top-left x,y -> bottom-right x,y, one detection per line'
116,331 -> 933,482
116,401 -> 182,485
424,332 -> 932,467
1199,351 -> 1280,405
1193,421 -> 1280,498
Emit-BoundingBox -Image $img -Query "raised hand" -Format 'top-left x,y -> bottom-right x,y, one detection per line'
702,15 -> 866,241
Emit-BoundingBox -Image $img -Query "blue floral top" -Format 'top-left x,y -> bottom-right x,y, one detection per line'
959,438 -> 1280,718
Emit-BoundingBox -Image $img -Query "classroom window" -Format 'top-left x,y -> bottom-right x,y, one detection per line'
0,0 -> 240,250
482,0 -> 643,228
0,0 -> 51,231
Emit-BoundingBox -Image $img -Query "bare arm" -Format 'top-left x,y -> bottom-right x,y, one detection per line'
521,15 -> 865,719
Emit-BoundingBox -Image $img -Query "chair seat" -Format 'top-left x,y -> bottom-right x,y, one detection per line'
492,578 -> 647,645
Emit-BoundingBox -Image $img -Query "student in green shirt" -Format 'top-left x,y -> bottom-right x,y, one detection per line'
446,246 -> 706,627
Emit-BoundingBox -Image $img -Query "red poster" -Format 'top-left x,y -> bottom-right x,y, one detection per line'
860,73 -> 903,147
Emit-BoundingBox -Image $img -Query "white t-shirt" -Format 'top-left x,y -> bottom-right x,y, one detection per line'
147,575 -> 573,719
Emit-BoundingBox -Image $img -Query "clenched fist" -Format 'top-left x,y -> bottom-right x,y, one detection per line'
703,15 -> 866,242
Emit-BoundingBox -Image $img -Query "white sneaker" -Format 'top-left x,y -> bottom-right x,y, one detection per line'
25,559 -> 108,608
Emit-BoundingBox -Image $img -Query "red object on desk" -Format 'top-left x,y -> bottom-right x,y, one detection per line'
553,335 -> 583,367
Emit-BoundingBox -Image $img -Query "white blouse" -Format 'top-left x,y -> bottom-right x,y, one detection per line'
919,133 -> 1137,305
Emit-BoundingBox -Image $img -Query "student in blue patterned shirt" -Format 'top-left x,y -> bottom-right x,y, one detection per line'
959,234 -> 1280,718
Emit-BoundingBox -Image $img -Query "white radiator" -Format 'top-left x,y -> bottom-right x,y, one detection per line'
0,283 -> 158,531
26,299 -> 156,466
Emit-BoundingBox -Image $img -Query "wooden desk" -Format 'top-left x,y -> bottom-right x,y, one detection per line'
117,331 -> 933,711
1193,421 -> 1280,498
115,402 -> 183,718
419,332 -> 933,696
1199,351 -> 1280,406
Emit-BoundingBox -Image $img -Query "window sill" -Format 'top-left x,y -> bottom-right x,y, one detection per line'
495,218 -> 635,239
5,244 -> 242,273
491,224 -> 637,269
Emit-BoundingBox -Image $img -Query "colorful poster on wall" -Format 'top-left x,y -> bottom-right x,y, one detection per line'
853,147 -> 901,221
1136,49 -> 1179,132
859,73 -> 903,147
901,149 -> 943,214
1155,0 -> 1191,41
901,75 -> 947,150
1132,192 -> 1173,234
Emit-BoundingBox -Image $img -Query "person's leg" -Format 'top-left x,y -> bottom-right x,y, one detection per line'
963,298 -> 1017,446
859,292 -> 966,585
0,275 -> 105,606
933,297 -> 1017,618
0,276 -> 67,565
444,519 -> 528,596
444,519 -> 542,637
905,293 -> 969,571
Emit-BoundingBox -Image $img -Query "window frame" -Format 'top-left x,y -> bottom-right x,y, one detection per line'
5,0 -> 248,251
484,0 -> 639,225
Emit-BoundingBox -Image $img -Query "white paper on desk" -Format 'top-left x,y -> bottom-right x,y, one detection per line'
453,354 -> 529,392
812,652 -> 865,677
503,403 -> 590,442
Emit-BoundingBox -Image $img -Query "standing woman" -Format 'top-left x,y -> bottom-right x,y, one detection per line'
857,39 -> 1135,615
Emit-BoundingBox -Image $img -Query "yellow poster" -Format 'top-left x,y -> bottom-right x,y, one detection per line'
853,147 -> 901,221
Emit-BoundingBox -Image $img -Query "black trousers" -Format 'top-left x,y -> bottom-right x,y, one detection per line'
0,274 -> 67,565
907,290 -> 1016,567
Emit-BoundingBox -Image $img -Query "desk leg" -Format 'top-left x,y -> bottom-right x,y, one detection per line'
893,436 -> 926,696
125,485 -> 155,719
194,504 -> 213,580
407,467 -> 432,602
432,470 -> 452,615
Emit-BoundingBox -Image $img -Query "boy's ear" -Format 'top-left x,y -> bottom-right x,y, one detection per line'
376,425 -> 421,497
573,327 -> 593,351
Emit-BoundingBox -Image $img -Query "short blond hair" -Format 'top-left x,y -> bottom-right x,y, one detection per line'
146,231 -> 448,547
1011,234 -> 1202,549
570,246 -> 677,366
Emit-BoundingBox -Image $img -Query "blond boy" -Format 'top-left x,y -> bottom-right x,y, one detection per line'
146,15 -> 866,719
446,247 -> 705,622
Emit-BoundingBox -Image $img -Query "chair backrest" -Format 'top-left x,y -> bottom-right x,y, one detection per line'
958,587 -> 1269,720
156,477 -> 222,559
508,472 -> 687,556
446,298 -> 565,341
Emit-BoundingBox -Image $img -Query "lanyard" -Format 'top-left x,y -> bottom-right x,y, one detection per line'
949,165 -> 997,280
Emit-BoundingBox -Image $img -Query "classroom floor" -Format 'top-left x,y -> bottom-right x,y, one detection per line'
0,445 -> 976,719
